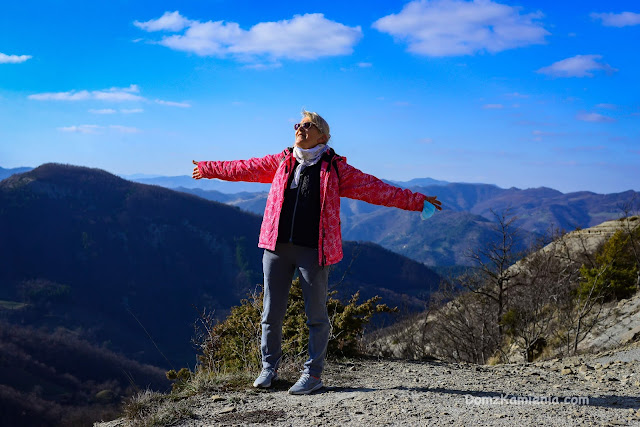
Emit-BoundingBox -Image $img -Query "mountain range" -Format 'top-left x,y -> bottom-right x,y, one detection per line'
171,182 -> 638,266
3,166 -> 637,266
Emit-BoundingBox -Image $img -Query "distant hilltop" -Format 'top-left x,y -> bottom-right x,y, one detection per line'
0,166 -> 32,180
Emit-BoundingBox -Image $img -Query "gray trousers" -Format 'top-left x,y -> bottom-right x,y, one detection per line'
261,243 -> 330,377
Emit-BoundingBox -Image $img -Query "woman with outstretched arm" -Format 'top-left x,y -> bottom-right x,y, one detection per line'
192,110 -> 441,395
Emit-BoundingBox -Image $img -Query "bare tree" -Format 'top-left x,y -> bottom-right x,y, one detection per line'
462,208 -> 522,340
560,266 -> 610,355
503,241 -> 571,362
363,309 -> 432,360
429,279 -> 501,364
551,230 -> 611,355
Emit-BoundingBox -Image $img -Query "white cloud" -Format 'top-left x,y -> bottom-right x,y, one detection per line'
159,20 -> 242,56
29,85 -> 143,102
372,0 -> 549,57
483,103 -> 504,109
155,99 -> 191,108
31,90 -> 91,101
94,85 -> 142,101
591,11 -> 640,27
419,137 -> 434,144
576,111 -> 616,123
0,52 -> 32,64
134,11 -> 192,32
537,55 -> 617,78
29,85 -> 191,108
136,12 -> 362,61
57,124 -> 142,134
110,125 -> 141,134
357,62 -> 373,68
90,108 -> 143,114
58,125 -> 101,134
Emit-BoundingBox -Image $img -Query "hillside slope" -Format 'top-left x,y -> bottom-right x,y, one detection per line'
1,163 -> 265,368
0,321 -> 168,427
371,216 -> 640,364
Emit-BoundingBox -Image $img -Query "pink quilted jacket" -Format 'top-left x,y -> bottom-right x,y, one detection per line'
197,148 -> 427,266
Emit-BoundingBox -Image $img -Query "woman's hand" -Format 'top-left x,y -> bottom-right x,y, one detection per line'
192,160 -> 203,180
426,196 -> 442,211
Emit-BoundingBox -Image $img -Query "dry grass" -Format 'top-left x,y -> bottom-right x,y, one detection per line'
176,369 -> 255,395
121,369 -> 257,426
122,389 -> 193,427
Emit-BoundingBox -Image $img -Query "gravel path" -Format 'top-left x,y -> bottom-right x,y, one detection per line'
97,342 -> 640,426
190,359 -> 639,426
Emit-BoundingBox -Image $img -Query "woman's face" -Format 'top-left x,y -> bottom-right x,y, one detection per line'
294,117 -> 326,149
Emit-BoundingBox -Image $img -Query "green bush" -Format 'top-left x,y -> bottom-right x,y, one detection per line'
327,290 -> 396,357
578,229 -> 639,301
165,368 -> 192,392
194,278 -> 396,375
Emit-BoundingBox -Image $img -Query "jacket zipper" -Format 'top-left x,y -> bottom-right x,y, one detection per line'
288,168 -> 303,243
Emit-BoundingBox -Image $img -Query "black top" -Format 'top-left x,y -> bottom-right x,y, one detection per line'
277,159 -> 322,248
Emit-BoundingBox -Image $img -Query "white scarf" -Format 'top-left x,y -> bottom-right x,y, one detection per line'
291,144 -> 327,189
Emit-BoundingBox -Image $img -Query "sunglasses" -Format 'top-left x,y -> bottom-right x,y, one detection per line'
294,122 -> 316,131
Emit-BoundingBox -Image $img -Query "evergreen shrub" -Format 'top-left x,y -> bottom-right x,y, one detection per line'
194,278 -> 396,374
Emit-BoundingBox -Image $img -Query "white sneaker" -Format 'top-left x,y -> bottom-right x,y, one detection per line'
288,373 -> 323,395
253,368 -> 278,388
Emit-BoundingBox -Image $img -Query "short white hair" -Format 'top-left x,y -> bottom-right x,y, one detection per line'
302,109 -> 331,141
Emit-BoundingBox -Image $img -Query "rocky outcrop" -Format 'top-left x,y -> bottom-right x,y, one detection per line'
544,216 -> 639,257
577,291 -> 640,352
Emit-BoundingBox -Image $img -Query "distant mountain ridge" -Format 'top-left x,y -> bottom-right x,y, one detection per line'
3,166 -> 637,266
0,166 -> 32,181
388,177 -> 451,187
131,175 -> 447,194
131,174 -> 272,193
174,183 -> 639,266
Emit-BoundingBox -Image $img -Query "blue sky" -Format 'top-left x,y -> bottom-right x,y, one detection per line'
1,0 -> 638,194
